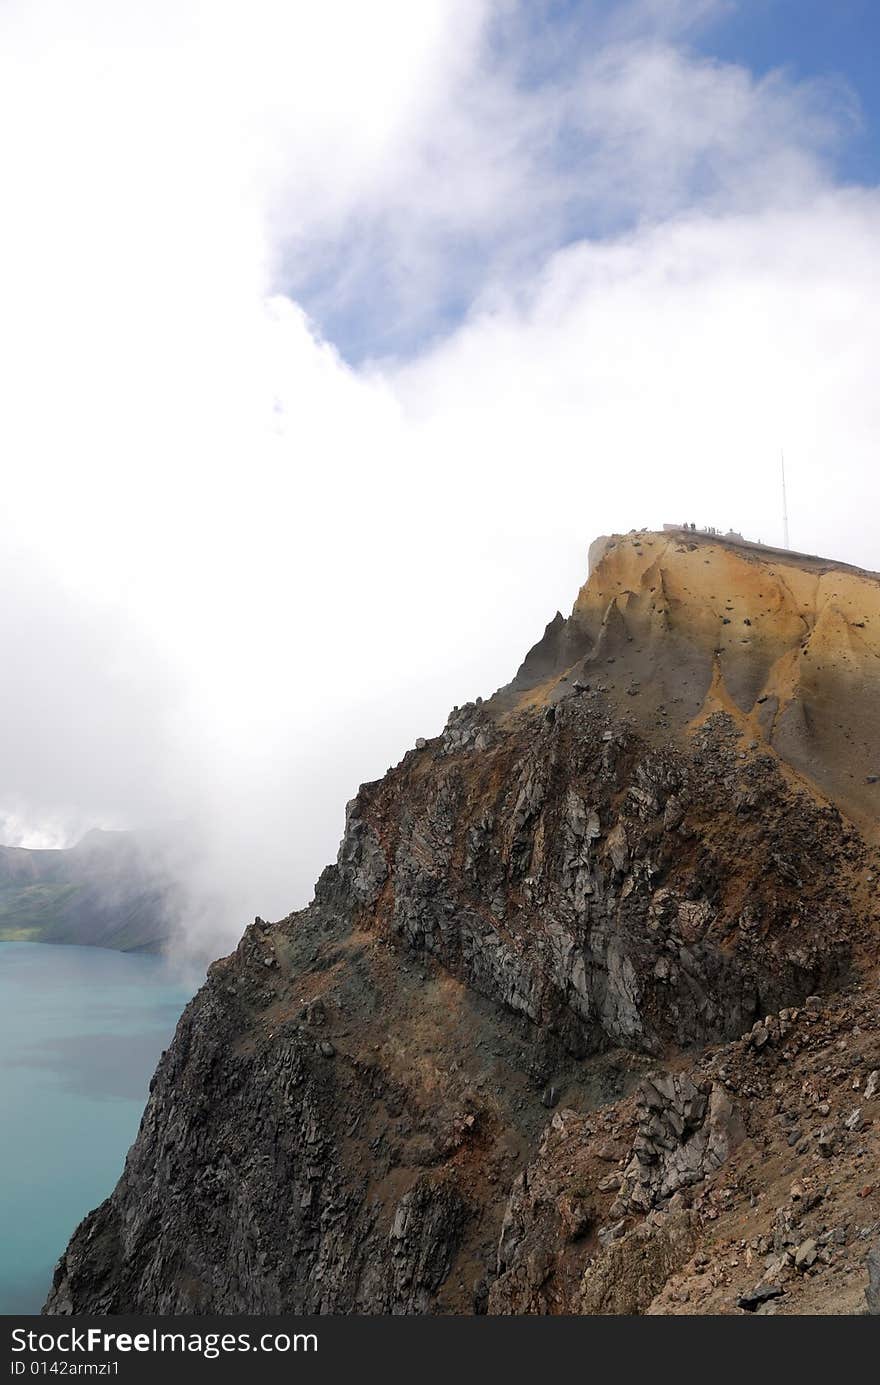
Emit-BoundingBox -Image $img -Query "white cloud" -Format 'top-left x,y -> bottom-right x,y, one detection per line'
610,0 -> 734,38
391,190 -> 880,570
0,1 -> 877,954
567,42 -> 856,216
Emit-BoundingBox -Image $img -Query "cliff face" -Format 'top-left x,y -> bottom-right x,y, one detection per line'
46,532 -> 880,1316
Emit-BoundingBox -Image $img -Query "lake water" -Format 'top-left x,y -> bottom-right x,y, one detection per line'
0,942 -> 195,1313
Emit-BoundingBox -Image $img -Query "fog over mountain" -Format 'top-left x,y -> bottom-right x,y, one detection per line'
2,0 -> 880,956
0,828 -> 188,953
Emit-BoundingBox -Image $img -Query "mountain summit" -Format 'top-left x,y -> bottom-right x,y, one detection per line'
511,527 -> 880,825
46,532 -> 880,1316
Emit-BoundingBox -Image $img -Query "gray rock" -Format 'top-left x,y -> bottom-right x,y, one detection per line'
795,1238 -> 817,1271
618,1074 -> 744,1212
750,1021 -> 770,1050
738,1283 -> 784,1311
816,1126 -> 836,1158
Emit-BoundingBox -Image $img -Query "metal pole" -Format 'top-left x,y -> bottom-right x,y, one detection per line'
781,451 -> 790,549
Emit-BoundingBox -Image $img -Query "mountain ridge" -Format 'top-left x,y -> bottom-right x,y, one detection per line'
45,531 -> 880,1316
0,829 -> 181,952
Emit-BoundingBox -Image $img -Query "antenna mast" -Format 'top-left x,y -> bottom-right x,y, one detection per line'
781,450 -> 790,549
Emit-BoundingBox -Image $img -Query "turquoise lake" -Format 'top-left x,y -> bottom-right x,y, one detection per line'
0,942 -> 195,1313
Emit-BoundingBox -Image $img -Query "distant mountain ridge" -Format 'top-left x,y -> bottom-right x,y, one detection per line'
0,828 -> 180,952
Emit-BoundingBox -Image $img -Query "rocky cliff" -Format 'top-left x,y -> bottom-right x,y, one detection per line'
45,530 -> 880,1315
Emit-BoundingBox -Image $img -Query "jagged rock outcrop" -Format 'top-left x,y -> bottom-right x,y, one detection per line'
617,1073 -> 745,1213
45,531 -> 880,1316
488,981 -> 880,1316
488,1075 -> 743,1314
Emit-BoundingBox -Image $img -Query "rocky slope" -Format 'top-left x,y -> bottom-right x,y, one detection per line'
45,530 -> 880,1315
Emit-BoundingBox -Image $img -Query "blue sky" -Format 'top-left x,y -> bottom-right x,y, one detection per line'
291,0 -> 880,362
540,0 -> 880,175
702,0 -> 880,183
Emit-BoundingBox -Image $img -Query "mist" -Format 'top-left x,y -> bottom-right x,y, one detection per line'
2,0 -> 879,960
